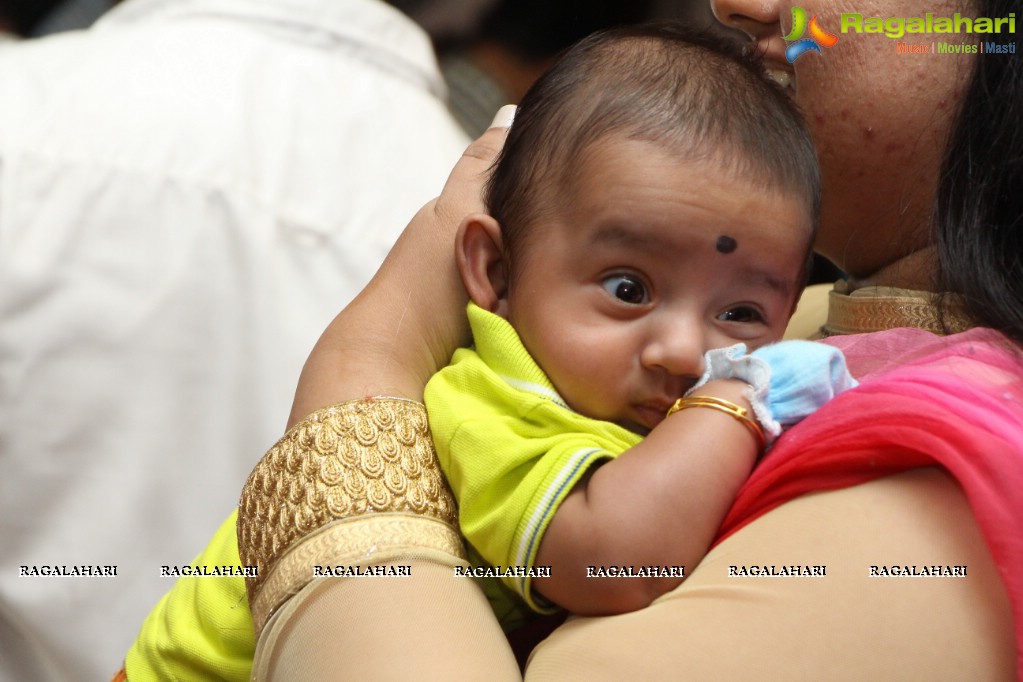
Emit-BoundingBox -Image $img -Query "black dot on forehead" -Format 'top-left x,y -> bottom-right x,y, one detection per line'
716,235 -> 738,254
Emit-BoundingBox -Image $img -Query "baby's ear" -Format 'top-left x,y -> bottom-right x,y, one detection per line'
455,214 -> 510,317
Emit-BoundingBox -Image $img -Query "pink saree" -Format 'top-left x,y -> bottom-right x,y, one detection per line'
716,327 -> 1023,673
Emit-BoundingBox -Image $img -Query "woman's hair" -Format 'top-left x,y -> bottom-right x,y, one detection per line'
935,0 -> 1023,344
485,23 -> 821,258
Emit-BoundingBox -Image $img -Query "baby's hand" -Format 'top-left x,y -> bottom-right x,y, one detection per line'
688,341 -> 857,444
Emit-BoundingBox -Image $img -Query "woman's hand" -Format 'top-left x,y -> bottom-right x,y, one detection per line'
288,107 -> 515,427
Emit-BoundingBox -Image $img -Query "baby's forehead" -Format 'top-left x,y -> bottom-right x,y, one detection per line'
553,134 -> 816,234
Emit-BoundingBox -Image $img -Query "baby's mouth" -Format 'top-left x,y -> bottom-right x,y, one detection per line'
631,403 -> 671,433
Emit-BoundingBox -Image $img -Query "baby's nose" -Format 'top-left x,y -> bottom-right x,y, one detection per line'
640,324 -> 706,382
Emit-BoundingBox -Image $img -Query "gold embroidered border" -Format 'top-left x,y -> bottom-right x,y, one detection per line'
237,398 -> 460,619
250,513 -> 465,633
824,290 -> 974,336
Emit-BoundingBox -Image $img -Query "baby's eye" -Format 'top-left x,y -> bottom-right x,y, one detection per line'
717,306 -> 764,324
602,275 -> 649,305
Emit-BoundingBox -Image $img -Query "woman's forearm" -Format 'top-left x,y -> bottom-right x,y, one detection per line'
287,123 -> 511,427
287,233 -> 467,425
243,113 -> 522,682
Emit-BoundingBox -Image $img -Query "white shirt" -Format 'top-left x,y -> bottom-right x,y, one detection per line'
0,0 -> 469,678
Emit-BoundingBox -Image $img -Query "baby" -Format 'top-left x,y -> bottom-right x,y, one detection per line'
425,24 -> 852,622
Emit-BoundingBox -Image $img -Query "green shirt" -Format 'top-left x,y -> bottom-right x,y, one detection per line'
425,304 -> 641,612
125,512 -> 254,682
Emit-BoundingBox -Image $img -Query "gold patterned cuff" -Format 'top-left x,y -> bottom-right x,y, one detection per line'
824,287 -> 973,337
237,398 -> 464,634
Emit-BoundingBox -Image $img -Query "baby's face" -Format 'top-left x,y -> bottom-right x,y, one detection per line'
505,137 -> 811,435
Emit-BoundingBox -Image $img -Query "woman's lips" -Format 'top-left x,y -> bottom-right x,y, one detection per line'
754,37 -> 796,94
766,67 -> 793,90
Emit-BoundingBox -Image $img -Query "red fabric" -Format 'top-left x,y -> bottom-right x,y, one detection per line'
713,328 -> 1023,673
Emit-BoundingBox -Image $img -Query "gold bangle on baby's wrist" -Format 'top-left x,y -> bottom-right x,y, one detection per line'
667,396 -> 766,451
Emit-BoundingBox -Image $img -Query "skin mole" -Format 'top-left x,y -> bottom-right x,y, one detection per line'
715,235 -> 738,254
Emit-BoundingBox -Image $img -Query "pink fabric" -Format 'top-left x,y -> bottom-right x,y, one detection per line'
714,327 -> 1023,673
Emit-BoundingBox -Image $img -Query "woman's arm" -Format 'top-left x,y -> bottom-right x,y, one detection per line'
246,111 -> 524,682
288,111 -> 514,426
528,469 -> 1016,680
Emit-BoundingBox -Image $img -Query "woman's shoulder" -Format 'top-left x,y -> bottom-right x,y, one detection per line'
718,326 -> 1023,551
824,326 -> 1023,388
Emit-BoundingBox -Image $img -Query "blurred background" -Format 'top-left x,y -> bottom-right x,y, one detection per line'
2,0 -> 731,132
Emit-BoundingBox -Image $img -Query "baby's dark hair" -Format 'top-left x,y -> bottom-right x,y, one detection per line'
485,23 -> 821,266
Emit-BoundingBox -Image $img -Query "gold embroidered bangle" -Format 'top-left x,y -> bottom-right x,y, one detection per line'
237,397 -> 465,635
666,396 -> 766,451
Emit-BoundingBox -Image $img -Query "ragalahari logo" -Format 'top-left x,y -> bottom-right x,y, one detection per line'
784,7 -> 840,62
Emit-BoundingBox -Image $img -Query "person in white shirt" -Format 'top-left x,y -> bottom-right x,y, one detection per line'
0,0 -> 469,678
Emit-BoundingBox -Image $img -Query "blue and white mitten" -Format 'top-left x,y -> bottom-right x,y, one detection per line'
687,341 -> 858,445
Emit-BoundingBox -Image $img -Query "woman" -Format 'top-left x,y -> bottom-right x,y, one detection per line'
124,0 -> 1022,678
